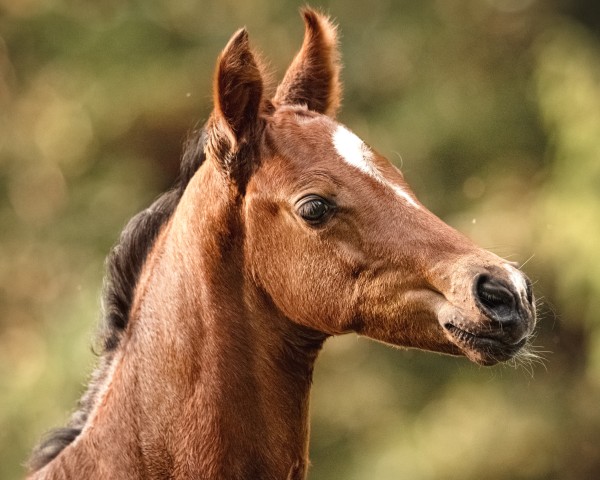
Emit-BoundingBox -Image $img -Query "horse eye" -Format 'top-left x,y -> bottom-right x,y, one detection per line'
297,195 -> 332,224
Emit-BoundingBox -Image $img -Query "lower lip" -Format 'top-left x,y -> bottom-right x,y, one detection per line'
443,323 -> 526,360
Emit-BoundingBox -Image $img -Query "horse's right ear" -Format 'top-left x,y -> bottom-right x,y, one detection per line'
208,28 -> 264,178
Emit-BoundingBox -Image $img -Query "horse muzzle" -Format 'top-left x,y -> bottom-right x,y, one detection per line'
439,265 -> 536,366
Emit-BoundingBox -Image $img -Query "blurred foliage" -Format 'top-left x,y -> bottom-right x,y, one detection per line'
1,0 -> 600,478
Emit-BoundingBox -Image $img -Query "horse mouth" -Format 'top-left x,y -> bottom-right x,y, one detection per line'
442,322 -> 527,366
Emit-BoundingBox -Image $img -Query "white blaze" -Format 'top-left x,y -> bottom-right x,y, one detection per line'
390,183 -> 421,210
332,125 -> 420,209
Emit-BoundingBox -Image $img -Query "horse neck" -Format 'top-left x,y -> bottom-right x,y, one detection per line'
49,163 -> 325,479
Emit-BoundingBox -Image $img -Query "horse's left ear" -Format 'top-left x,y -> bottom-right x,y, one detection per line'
274,8 -> 341,117
208,28 -> 264,180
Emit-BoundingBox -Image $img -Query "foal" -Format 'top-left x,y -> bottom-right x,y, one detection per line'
28,9 -> 536,479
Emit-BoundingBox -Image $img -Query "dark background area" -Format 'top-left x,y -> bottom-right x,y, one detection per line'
1,1 -> 600,478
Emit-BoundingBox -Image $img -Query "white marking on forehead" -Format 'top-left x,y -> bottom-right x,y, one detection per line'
332,125 -> 375,174
332,125 -> 420,209
503,263 -> 528,296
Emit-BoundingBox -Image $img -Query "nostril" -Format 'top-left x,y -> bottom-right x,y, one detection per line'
475,274 -> 516,321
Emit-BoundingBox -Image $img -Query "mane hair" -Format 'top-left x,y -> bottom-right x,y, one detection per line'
28,128 -> 207,472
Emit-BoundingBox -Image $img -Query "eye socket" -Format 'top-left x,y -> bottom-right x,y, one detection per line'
296,195 -> 334,224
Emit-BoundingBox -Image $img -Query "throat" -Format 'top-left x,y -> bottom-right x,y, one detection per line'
122,275 -> 324,478
68,260 -> 324,479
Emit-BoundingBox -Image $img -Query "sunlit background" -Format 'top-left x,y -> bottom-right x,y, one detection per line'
1,0 -> 600,478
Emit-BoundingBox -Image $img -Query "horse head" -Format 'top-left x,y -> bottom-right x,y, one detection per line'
205,9 -> 536,366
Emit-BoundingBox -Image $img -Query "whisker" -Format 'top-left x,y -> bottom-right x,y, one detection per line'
519,253 -> 536,269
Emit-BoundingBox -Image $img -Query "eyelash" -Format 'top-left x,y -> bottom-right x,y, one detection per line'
296,195 -> 335,224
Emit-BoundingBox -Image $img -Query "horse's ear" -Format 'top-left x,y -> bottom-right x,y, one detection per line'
274,8 -> 341,117
210,28 -> 264,153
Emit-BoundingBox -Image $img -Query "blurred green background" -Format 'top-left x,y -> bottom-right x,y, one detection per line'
1,0 -> 600,478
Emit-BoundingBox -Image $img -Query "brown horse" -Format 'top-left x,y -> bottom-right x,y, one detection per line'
28,8 -> 536,480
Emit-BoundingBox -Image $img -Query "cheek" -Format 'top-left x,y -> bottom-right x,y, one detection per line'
246,213 -> 357,334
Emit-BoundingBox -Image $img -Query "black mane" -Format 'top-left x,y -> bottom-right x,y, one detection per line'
28,128 -> 207,472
